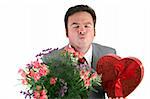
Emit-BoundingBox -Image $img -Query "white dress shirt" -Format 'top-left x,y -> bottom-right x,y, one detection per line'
84,45 -> 92,67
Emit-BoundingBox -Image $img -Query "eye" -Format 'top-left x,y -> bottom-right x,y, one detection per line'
84,24 -> 92,28
72,24 -> 79,28
84,25 -> 89,28
74,25 -> 79,28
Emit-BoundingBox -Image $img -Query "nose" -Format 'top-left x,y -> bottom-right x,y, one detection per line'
78,26 -> 86,35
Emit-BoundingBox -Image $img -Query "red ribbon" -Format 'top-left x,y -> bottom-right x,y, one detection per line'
115,78 -> 123,97
114,63 -> 123,97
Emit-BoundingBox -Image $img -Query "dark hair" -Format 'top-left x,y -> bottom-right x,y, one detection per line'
64,5 -> 96,36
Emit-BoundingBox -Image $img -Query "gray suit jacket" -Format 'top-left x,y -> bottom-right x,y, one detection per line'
89,43 -> 116,99
42,43 -> 116,99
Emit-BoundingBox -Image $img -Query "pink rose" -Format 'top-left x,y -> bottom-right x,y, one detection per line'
90,72 -> 98,80
18,69 -> 26,78
33,91 -> 40,99
80,70 -> 89,80
22,79 -> 28,85
73,51 -> 79,57
39,65 -> 48,76
78,52 -> 84,59
18,68 -> 23,73
80,70 -> 85,79
34,73 -> 41,81
50,77 -> 57,85
40,95 -> 48,99
84,78 -> 91,88
32,61 -> 41,68
29,70 -> 35,77
40,90 -> 47,95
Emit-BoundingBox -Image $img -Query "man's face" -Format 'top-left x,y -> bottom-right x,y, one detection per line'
67,11 -> 95,49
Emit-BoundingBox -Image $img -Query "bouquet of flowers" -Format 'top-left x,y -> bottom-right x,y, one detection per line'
18,47 -> 101,99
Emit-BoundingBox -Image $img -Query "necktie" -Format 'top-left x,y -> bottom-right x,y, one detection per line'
78,57 -> 89,68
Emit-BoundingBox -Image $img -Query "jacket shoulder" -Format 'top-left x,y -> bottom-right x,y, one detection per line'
41,48 -> 64,64
92,43 -> 116,55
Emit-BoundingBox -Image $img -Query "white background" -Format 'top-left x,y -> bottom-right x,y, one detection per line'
0,0 -> 150,99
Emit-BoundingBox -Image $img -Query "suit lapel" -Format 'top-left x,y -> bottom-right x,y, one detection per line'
91,52 -> 96,70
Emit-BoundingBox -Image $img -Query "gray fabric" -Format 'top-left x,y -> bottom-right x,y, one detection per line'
42,43 -> 116,99
89,43 -> 116,99
42,49 -> 64,64
91,43 -> 116,70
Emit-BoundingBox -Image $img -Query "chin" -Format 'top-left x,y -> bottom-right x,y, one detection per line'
78,43 -> 90,48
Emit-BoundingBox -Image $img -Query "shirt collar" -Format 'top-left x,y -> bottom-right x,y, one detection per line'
68,44 -> 92,67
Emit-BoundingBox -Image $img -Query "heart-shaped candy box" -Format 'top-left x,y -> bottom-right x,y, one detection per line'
96,54 -> 144,98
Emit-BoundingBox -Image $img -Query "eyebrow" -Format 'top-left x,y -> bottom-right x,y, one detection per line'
70,22 -> 79,26
71,22 -> 92,26
84,22 -> 92,25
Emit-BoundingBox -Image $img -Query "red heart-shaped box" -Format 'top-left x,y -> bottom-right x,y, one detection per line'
96,54 -> 144,98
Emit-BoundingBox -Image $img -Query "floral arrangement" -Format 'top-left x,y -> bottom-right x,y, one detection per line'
18,47 -> 101,99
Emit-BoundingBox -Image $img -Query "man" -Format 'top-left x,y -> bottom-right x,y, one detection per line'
43,5 -> 116,99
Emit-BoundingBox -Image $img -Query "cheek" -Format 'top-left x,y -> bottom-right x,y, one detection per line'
68,33 -> 78,40
68,29 -> 77,37
87,30 -> 95,38
88,34 -> 94,41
